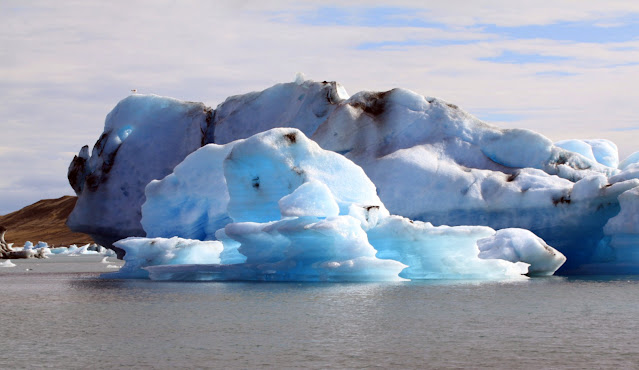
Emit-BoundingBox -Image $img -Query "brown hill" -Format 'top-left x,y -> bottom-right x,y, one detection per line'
0,196 -> 94,247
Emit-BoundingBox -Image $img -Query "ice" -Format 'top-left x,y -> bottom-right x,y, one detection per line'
0,260 -> 16,268
142,143 -> 234,240
586,139 -> 619,168
619,151 -> 639,171
115,128 -> 557,281
555,139 -> 619,168
48,244 -> 115,256
604,188 -> 639,235
68,78 -> 639,274
88,244 -> 115,256
223,129 -> 384,223
555,139 -> 597,163
368,216 -> 530,280
67,95 -> 212,254
73,244 -> 93,255
143,128 -> 385,239
571,175 -> 608,201
214,228 -> 247,265
477,229 -> 566,276
34,241 -> 49,249
146,216 -> 406,282
1,248 -> 46,259
483,129 -> 554,169
105,237 -> 224,278
294,72 -> 306,85
306,87 -> 635,273
612,151 -> 639,184
48,246 -> 71,254
611,164 -> 639,183
278,181 -> 340,218
212,80 -> 348,145
596,188 -> 639,271
133,128 -> 407,281
17,241 -> 52,256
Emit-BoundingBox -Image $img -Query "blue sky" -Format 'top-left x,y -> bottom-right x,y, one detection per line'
1,0 -> 639,214
481,18 -> 639,43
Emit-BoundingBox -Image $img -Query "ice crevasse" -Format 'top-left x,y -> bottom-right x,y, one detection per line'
107,128 -> 564,281
67,77 -> 639,275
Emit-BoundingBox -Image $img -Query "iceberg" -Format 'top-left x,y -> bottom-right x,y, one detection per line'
67,80 -> 347,249
108,128 -> 561,281
68,77 -> 639,274
555,139 -> 619,168
109,237 -> 224,278
0,240 -> 48,259
45,243 -> 115,256
67,95 -> 212,257
477,228 -> 566,276
0,260 -> 16,268
33,241 -> 49,250
619,151 -> 639,171
366,216 -> 529,280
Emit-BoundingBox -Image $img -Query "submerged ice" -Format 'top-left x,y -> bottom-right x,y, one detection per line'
106,128 -> 564,281
68,77 -> 639,277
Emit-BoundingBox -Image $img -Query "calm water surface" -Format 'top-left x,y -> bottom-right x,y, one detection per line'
1,257 -> 639,369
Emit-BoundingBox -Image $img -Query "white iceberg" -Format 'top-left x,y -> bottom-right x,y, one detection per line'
49,243 -> 115,256
477,228 -> 566,276
0,260 -> 16,268
109,237 -> 224,278
555,139 -> 619,168
67,95 -> 212,256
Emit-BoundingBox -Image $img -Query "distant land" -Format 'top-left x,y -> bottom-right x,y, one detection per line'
0,196 -> 94,247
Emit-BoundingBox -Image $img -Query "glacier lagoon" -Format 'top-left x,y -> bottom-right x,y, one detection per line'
2,262 -> 639,368
4,72 -> 638,368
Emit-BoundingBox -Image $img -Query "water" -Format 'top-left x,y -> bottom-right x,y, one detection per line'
2,257 -> 639,369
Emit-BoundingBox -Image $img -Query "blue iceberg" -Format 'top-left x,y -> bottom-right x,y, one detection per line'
68,77 -> 639,276
104,128 -> 561,281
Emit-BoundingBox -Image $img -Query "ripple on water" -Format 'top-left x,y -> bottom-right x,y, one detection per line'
1,272 -> 639,368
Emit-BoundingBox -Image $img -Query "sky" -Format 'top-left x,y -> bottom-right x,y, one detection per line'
1,0 -> 639,214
